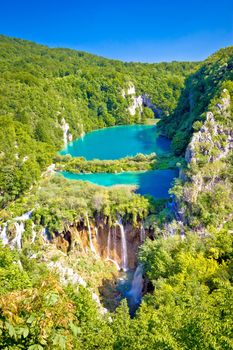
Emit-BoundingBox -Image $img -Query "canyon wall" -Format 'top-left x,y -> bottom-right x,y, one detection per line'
55,218 -> 148,270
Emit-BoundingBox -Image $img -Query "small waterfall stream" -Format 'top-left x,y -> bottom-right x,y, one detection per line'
0,224 -> 9,245
31,223 -> 36,243
117,265 -> 144,317
40,227 -> 49,241
95,226 -> 100,249
116,220 -> 128,271
85,213 -> 96,253
95,227 -> 98,241
140,224 -> 146,242
61,119 -> 69,146
107,230 -> 112,259
80,123 -> 85,141
14,209 -> 33,221
127,265 -> 143,306
0,210 -> 34,248
106,229 -> 121,270
11,222 -> 24,250
113,226 -> 117,262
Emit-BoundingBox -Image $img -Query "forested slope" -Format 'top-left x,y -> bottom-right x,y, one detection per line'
158,46 -> 233,154
0,35 -> 196,208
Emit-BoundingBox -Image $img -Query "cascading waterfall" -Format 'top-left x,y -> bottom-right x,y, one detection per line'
12,210 -> 34,249
40,227 -> 48,241
31,222 -> 36,243
64,126 -> 69,146
11,222 -> 24,250
0,210 -> 34,247
116,220 -> 128,271
85,213 -> 96,253
95,227 -> 99,245
106,229 -> 120,270
113,226 -> 117,261
80,124 -> 85,141
0,224 -> 9,245
140,224 -> 146,242
61,118 -> 69,146
107,230 -> 112,259
127,264 -> 144,306
14,209 -> 33,221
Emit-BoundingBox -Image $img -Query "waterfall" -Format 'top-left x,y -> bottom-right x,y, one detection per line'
107,230 -> 112,259
81,131 -> 85,141
140,224 -> 146,242
31,223 -> 36,243
116,220 -> 128,271
85,213 -> 96,253
80,124 -> 85,141
64,125 -> 69,146
113,226 -> 117,261
40,227 -> 48,241
106,229 -> 121,270
14,209 -> 33,221
11,222 -> 24,250
94,226 -> 101,256
95,227 -> 99,245
0,224 -> 8,245
127,265 -> 143,305
0,210 -> 34,247
61,118 -> 69,146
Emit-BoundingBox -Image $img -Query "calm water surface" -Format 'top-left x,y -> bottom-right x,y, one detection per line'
60,169 -> 178,198
60,125 -> 171,159
59,124 -> 177,198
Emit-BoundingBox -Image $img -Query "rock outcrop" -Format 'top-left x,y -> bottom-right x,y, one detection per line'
54,219 -> 148,270
61,118 -> 73,146
122,83 -> 159,117
172,89 -> 233,228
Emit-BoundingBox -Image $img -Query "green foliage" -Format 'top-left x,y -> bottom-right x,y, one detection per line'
33,175 -> 150,231
56,153 -> 156,173
0,35 -> 196,208
159,45 -> 233,155
135,232 -> 233,349
0,244 -> 32,294
0,36 -> 232,350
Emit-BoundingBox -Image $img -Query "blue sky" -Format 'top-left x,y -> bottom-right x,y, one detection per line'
1,0 -> 233,62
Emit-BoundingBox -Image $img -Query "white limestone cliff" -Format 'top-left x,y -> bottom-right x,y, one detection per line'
61,118 -> 73,146
122,83 -> 158,117
128,95 -> 143,116
185,89 -> 232,164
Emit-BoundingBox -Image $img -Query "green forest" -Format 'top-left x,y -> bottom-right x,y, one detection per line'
0,35 -> 196,208
0,35 -> 232,349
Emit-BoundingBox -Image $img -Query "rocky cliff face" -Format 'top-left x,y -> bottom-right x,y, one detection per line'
0,210 -> 149,272
172,88 -> 233,228
54,219 -> 148,270
185,89 -> 232,164
122,83 -> 159,117
141,94 -> 162,118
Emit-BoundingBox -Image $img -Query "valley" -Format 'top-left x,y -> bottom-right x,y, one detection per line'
0,35 -> 232,349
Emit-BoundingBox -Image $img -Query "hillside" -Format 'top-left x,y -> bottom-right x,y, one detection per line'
0,36 -> 232,349
158,46 -> 233,154
0,35 -> 196,208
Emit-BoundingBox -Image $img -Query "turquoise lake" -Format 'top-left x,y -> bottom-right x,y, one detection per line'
60,169 -> 178,198
59,124 -> 177,198
60,125 -> 171,159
